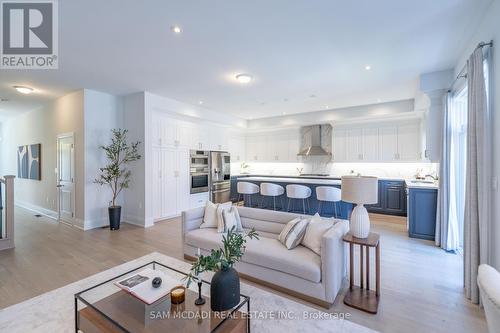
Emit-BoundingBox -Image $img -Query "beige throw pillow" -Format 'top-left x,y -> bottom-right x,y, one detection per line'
200,201 -> 219,229
279,217 -> 309,250
301,213 -> 335,255
216,202 -> 233,233
222,206 -> 243,233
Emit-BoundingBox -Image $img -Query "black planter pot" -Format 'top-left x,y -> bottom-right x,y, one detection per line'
210,267 -> 240,311
108,206 -> 121,230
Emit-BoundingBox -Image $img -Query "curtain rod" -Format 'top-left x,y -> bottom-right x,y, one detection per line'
448,40 -> 494,92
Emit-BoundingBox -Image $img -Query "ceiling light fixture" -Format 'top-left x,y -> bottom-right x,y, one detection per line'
365,65 -> 372,71
282,112 -> 287,115
325,105 -> 330,109
14,86 -> 34,94
198,100 -> 203,105
171,25 -> 182,34
235,74 -> 252,84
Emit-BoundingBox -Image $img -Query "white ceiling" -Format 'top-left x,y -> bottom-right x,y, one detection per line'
0,0 -> 491,120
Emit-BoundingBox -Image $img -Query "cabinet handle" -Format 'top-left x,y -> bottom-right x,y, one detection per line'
424,149 -> 428,158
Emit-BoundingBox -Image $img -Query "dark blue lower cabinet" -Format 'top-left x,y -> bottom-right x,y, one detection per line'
366,180 -> 407,216
408,188 -> 437,241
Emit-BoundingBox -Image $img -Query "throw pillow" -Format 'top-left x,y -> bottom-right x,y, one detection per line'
278,217 -> 309,250
216,202 -> 233,233
200,201 -> 219,229
222,206 -> 243,233
301,213 -> 335,255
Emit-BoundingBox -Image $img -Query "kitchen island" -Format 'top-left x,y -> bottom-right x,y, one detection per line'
230,175 -> 352,219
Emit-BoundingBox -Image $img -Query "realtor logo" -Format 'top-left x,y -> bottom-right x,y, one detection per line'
1,0 -> 58,69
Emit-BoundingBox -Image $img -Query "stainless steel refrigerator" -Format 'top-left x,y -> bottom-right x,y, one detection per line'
209,151 -> 231,203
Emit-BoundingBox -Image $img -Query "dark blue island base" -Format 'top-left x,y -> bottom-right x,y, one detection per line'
230,177 -> 353,220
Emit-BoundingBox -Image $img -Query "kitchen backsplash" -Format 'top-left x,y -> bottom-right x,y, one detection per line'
232,161 -> 439,180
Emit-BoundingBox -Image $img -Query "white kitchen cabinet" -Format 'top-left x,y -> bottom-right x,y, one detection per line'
210,127 -> 229,151
288,133 -> 301,162
191,124 -> 210,150
347,128 -> 363,161
246,135 -> 266,162
151,147 -> 190,220
268,134 -> 290,161
379,126 -> 398,161
189,192 -> 209,209
333,129 -> 347,162
362,127 -> 379,161
228,135 -> 246,162
398,123 -> 421,160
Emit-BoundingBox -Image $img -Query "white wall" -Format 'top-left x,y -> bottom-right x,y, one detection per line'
83,89 -> 124,229
247,99 -> 415,129
455,0 -> 500,269
0,90 -> 85,221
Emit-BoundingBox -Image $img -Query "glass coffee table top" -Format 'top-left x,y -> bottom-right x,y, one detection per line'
75,261 -> 250,333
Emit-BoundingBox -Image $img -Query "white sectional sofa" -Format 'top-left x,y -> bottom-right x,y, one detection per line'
182,206 -> 349,307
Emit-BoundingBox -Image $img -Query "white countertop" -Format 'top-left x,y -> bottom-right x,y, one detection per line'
234,174 -> 406,181
242,176 -> 342,185
405,180 -> 439,189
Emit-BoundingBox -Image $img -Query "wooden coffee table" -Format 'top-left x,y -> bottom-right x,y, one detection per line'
343,232 -> 380,314
75,261 -> 250,333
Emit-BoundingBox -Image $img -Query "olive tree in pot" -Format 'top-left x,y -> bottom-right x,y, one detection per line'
185,227 -> 259,311
94,129 -> 141,230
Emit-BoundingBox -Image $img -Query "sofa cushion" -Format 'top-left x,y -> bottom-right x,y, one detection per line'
185,228 -> 321,283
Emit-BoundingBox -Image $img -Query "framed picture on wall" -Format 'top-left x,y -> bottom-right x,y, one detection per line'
17,144 -> 41,180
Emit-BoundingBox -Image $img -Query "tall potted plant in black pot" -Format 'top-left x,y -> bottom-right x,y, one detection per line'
186,227 -> 259,311
94,129 -> 141,230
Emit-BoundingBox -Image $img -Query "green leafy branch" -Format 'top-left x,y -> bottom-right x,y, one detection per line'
184,227 -> 259,287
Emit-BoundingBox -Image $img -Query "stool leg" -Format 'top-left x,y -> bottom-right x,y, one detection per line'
281,196 -> 285,211
334,201 -> 338,218
307,198 -> 311,214
287,198 -> 291,212
318,201 -> 322,215
248,194 -> 252,207
273,196 -> 276,211
302,199 -> 306,214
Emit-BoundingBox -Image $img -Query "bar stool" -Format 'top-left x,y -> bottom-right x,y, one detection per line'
316,186 -> 341,217
286,184 -> 312,214
259,183 -> 285,211
237,182 -> 260,207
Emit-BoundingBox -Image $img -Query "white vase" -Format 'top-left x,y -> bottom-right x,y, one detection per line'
350,204 -> 370,238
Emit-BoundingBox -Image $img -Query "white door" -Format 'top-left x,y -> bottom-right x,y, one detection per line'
333,129 -> 347,162
346,128 -> 363,161
161,148 -> 177,218
362,127 -> 379,161
398,124 -> 421,160
57,134 -> 75,223
379,126 -> 398,161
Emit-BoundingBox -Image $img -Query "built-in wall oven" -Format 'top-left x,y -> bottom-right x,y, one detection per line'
209,151 -> 231,203
190,150 -> 209,194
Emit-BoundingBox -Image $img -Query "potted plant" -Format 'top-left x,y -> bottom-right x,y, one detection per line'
186,227 -> 259,311
94,129 -> 141,230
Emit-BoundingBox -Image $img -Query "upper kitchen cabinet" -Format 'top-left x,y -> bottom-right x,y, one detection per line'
209,126 -> 229,151
245,130 -> 301,162
246,135 -> 266,162
269,134 -> 290,161
191,124 -> 210,150
228,134 -> 246,162
333,118 -> 424,162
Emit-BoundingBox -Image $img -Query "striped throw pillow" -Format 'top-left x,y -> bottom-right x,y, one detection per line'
278,218 -> 309,250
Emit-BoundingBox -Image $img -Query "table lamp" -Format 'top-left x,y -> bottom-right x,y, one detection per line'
341,176 -> 378,238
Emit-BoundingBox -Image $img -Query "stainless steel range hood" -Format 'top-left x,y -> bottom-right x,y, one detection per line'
297,124 -> 332,156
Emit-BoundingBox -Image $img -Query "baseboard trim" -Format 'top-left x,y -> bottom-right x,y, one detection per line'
15,201 -> 58,220
183,254 -> 332,309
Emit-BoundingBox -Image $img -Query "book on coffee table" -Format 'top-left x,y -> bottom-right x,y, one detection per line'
114,268 -> 178,304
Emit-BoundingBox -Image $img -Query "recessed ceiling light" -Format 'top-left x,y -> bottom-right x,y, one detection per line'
365,65 -> 372,71
235,74 -> 252,84
325,105 -> 329,109
284,98 -> 289,102
171,25 -> 182,34
282,112 -> 287,115
309,94 -> 316,98
14,86 -> 34,94
198,100 -> 203,105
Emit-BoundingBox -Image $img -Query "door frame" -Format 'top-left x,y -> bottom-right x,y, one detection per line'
56,132 -> 75,225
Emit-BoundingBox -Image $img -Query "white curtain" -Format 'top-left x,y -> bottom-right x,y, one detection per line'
436,88 -> 467,252
464,47 -> 491,304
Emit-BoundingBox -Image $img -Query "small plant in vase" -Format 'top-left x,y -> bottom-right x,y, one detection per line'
94,129 -> 141,230
185,227 -> 259,311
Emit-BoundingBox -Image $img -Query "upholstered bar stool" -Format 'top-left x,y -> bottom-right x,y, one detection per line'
286,184 -> 312,214
237,182 -> 260,207
259,183 -> 285,211
316,186 -> 341,217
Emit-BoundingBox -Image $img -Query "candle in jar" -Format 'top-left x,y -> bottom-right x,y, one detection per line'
197,248 -> 201,257
170,286 -> 186,304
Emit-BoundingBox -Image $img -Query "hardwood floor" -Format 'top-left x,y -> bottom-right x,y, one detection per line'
0,208 -> 487,333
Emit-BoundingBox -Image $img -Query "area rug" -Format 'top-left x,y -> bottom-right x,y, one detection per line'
0,252 -> 376,332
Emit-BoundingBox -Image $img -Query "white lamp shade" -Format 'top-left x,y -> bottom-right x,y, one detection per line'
341,176 -> 378,204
